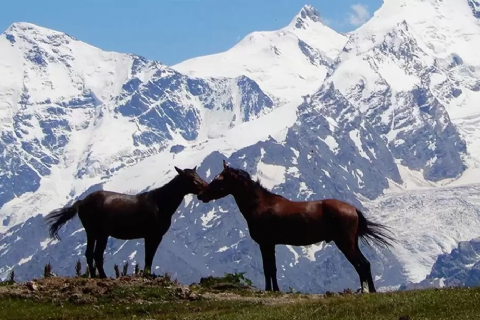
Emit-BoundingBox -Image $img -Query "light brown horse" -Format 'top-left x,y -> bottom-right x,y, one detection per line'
44,166 -> 208,278
198,160 -> 396,293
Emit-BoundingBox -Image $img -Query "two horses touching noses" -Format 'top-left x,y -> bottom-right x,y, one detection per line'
45,160 -> 395,294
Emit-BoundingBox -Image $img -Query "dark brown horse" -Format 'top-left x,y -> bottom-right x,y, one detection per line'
44,166 -> 207,278
198,160 -> 396,293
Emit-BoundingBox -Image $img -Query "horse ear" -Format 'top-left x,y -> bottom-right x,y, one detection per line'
193,166 -> 197,171
174,166 -> 184,175
223,160 -> 228,169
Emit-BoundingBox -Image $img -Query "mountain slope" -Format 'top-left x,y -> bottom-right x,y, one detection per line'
0,84 -> 407,291
1,1 -> 480,295
0,22 -> 275,231
173,5 -> 348,103
401,236 -> 480,290
337,0 -> 480,179
321,0 -> 480,182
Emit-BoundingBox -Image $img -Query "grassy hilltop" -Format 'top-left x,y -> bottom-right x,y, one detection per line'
0,269 -> 479,320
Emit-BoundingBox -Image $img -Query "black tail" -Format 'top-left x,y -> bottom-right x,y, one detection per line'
356,209 -> 396,248
44,201 -> 80,240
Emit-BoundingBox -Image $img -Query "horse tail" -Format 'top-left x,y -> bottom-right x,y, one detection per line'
44,201 -> 81,240
356,209 -> 396,248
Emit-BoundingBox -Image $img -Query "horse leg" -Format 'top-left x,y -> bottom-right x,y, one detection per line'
337,240 -> 375,293
144,235 -> 163,277
358,249 -> 376,293
259,244 -> 272,291
271,247 -> 280,292
85,232 -> 96,278
260,244 -> 279,291
94,235 -> 109,279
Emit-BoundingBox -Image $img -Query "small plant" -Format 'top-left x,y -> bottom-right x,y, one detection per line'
342,288 -> 353,295
121,261 -> 129,277
75,260 -> 82,277
1,270 -> 16,285
172,277 -> 180,286
224,272 -> 253,287
44,263 -> 52,278
134,263 -> 140,276
163,272 -> 172,283
114,264 -> 120,279
198,272 -> 254,291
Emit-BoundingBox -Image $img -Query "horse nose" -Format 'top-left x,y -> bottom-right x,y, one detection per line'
197,191 -> 207,201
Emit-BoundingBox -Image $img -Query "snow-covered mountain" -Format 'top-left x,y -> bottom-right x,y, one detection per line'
0,22 -> 275,230
174,5 -> 348,103
1,1 -> 480,293
330,0 -> 480,181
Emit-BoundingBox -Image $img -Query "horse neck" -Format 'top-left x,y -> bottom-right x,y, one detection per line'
148,176 -> 187,215
230,181 -> 264,220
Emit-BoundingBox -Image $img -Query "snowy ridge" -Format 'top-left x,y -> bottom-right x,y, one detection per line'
1,1 -> 480,293
345,0 -> 480,64
173,5 -> 348,103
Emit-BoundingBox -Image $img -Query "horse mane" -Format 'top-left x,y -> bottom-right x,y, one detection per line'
229,167 -> 273,196
141,174 -> 182,198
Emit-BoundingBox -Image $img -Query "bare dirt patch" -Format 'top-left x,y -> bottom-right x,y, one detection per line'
0,275 -> 358,308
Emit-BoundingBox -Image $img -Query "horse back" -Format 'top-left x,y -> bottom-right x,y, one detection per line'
77,190 -> 161,239
78,190 -> 154,217
249,197 -> 359,245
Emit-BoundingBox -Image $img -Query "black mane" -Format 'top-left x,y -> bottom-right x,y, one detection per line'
141,174 -> 185,202
229,167 -> 271,194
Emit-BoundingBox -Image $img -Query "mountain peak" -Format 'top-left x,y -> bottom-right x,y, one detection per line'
299,5 -> 322,22
5,22 -> 36,31
290,4 -> 324,29
3,22 -> 75,44
6,22 -> 61,35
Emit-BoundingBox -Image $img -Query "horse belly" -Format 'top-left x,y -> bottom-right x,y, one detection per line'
276,232 -> 326,246
105,212 -> 156,240
250,219 -> 327,246
109,229 -> 145,240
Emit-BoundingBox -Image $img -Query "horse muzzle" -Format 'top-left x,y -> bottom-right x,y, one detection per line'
197,192 -> 211,203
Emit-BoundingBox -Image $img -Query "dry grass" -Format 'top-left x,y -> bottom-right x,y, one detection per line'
0,275 -> 478,320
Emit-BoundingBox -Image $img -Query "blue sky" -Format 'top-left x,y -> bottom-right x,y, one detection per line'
0,0 -> 382,65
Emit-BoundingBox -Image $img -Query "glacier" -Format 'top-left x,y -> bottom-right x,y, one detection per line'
1,1 -> 480,293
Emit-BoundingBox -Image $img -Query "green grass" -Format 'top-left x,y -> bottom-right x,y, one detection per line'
0,283 -> 479,320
